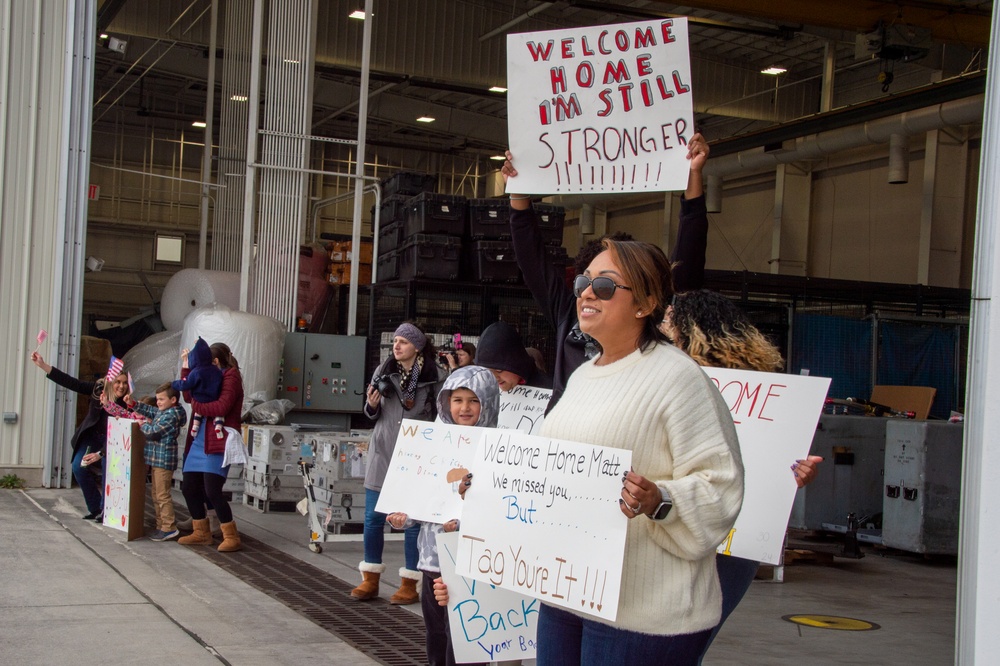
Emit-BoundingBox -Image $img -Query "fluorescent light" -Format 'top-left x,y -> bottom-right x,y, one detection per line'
231,94 -> 248,102
489,86 -> 507,93
416,116 -> 435,123
761,66 -> 787,76
99,33 -> 109,39
490,155 -> 506,161
349,10 -> 367,19
192,121 -> 207,128
283,58 -> 300,65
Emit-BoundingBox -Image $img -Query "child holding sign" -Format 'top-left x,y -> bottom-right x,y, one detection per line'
386,365 -> 499,666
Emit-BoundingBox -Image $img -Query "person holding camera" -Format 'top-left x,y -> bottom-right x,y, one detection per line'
442,341 -> 476,372
356,322 -> 446,605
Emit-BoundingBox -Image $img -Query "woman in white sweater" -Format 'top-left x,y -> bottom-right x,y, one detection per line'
536,238 -> 745,665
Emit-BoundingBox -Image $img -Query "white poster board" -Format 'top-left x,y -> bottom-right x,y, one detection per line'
457,430 -> 631,621
506,18 -> 694,194
374,420 -> 483,523
437,532 -> 538,663
704,368 -> 831,564
103,417 -> 145,539
497,385 -> 551,435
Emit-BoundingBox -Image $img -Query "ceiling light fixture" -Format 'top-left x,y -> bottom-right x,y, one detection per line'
192,121 -> 207,128
761,66 -> 787,76
416,116 -> 435,123
99,33 -> 109,39
490,155 -> 506,161
283,58 -> 300,65
231,94 -> 248,102
489,86 -> 507,93
349,10 -> 367,19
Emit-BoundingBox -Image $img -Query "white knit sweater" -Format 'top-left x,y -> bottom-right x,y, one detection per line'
541,343 -> 744,636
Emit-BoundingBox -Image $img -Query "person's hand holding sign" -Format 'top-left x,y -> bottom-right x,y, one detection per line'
619,469 -> 663,520
502,150 -> 530,212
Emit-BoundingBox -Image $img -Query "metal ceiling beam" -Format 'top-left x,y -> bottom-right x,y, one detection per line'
649,0 -> 991,47
97,0 -> 129,34
566,0 -> 799,40
708,72 -> 985,159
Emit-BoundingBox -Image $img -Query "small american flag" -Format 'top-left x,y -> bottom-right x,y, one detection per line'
106,356 -> 124,382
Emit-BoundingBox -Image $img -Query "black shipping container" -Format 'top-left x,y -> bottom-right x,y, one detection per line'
545,244 -> 570,269
375,194 -> 412,225
470,240 -> 522,284
534,203 -> 566,246
376,250 -> 399,282
377,220 -> 404,254
398,234 -> 461,281
468,198 -> 511,240
381,171 -> 437,198
404,192 -> 468,237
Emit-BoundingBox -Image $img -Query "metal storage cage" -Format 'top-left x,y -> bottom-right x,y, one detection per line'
353,280 -> 558,383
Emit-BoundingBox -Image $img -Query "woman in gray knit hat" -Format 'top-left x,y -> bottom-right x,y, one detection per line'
354,322 -> 447,605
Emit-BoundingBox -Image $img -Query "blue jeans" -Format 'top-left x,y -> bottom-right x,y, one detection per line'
364,487 -> 419,569
699,554 -> 761,662
536,603 -> 712,666
72,445 -> 104,515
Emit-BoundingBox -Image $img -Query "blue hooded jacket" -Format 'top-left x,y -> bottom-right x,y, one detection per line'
171,337 -> 223,402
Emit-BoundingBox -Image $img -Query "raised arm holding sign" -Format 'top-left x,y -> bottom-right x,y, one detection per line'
506,18 -> 694,194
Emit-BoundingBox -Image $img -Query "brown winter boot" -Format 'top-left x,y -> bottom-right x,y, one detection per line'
389,569 -> 421,605
177,518 -> 214,546
351,562 -> 385,600
217,521 -> 242,552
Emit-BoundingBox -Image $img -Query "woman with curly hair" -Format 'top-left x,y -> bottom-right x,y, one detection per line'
664,289 -> 784,373
662,289 -> 822,662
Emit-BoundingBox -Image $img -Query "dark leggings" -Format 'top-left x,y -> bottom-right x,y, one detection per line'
182,472 -> 232,523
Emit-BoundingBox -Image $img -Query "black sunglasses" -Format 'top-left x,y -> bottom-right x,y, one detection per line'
573,274 -> 632,300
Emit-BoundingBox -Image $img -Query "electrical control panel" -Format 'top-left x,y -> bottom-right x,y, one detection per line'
278,333 -> 366,412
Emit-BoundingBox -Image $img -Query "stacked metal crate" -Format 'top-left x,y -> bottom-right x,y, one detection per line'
243,425 -> 316,512
375,171 -> 466,283
467,199 -> 567,284
305,429 -> 372,526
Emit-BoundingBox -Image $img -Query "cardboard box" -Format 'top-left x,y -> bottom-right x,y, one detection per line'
327,262 -> 372,285
329,240 -> 374,264
870,386 -> 937,420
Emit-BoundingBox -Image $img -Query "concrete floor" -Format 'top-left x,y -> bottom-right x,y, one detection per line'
3,487 -> 956,665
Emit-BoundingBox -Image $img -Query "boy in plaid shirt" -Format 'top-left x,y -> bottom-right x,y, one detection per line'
130,383 -> 186,541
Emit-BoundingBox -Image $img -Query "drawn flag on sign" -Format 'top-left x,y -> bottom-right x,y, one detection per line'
106,356 -> 124,382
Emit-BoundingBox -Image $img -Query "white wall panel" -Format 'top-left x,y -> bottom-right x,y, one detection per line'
0,0 -> 94,485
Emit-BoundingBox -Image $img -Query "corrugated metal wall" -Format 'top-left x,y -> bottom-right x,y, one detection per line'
0,0 -> 95,485
251,0 -> 319,326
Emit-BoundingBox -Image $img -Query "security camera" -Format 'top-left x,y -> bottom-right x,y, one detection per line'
85,256 -> 104,272
107,37 -> 127,54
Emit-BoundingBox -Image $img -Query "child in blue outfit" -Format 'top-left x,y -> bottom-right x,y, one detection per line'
386,365 -> 498,666
172,337 -> 224,440
129,383 -> 187,541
